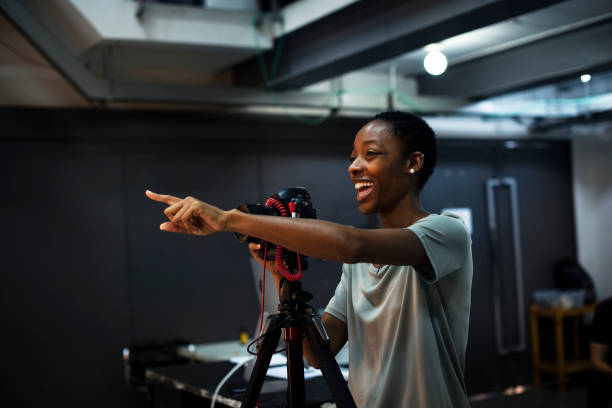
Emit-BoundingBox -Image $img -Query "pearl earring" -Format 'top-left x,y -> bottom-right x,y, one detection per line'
409,168 -> 415,174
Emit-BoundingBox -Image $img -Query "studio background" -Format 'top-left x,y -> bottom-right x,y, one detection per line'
0,107 -> 578,407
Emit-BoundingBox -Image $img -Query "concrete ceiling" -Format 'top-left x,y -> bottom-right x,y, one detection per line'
0,12 -> 87,107
0,0 -> 611,128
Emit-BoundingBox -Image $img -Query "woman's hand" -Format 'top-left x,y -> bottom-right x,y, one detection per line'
249,242 -> 280,274
249,242 -> 289,286
146,190 -> 228,235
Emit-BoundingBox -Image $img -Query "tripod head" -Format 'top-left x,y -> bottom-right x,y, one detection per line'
279,279 -> 313,308
278,279 -> 313,313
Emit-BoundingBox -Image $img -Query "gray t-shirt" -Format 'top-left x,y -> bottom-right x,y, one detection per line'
325,213 -> 473,408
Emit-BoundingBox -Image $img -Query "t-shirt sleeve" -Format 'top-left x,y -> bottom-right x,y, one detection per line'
324,264 -> 349,323
407,214 -> 471,283
591,299 -> 612,345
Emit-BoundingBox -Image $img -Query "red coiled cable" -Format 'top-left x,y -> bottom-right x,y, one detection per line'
265,198 -> 302,281
265,197 -> 289,216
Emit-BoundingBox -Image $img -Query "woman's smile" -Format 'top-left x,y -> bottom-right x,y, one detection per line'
354,179 -> 375,203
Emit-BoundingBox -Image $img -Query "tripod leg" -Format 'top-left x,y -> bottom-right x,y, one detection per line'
285,327 -> 305,408
304,315 -> 356,408
241,315 -> 284,408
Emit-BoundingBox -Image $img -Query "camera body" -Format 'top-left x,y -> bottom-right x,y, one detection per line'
235,187 -> 316,271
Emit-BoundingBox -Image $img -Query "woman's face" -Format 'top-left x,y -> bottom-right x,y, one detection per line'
348,120 -> 411,214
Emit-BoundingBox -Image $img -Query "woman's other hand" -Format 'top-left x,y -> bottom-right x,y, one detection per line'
249,242 -> 284,285
146,190 -> 228,235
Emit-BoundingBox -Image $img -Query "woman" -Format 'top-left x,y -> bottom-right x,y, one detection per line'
146,111 -> 473,407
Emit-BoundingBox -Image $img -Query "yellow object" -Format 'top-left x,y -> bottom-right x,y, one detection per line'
239,330 -> 249,345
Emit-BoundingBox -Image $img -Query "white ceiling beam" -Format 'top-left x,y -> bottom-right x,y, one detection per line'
67,0 -> 273,50
279,0 -> 359,36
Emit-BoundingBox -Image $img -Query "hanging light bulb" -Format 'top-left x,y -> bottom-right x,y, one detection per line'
424,50 -> 448,76
580,74 -> 591,83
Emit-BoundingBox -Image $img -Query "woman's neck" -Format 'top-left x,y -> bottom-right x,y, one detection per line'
379,192 -> 428,228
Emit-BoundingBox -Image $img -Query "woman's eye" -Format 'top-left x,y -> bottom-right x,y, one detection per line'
366,151 -> 380,156
349,156 -> 356,162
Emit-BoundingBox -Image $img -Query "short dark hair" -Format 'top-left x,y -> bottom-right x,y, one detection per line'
371,111 -> 437,191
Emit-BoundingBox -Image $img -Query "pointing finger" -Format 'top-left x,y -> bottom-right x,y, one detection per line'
146,190 -> 181,205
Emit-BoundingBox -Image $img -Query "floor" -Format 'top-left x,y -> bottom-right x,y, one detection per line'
470,380 -> 590,408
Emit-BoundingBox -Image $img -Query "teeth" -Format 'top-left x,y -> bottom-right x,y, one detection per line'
354,181 -> 374,190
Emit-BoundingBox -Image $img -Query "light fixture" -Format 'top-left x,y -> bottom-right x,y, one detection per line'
580,74 -> 591,83
504,141 -> 518,149
424,49 -> 448,76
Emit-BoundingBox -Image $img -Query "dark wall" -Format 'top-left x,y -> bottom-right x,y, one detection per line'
0,108 -> 370,407
0,108 -> 576,405
1,142 -> 131,407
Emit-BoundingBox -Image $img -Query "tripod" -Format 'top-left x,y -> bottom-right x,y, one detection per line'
241,278 -> 356,408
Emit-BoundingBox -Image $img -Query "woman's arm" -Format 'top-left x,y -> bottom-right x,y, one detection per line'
228,209 -> 429,266
146,191 -> 429,267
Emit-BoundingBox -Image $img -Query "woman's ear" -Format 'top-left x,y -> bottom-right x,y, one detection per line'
405,151 -> 425,174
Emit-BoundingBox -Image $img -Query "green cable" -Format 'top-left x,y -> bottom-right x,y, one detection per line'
251,14 -> 335,125
268,21 -> 284,81
251,16 -> 271,86
395,90 -> 424,114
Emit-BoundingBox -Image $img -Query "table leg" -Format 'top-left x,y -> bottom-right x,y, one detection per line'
572,316 -> 580,360
554,310 -> 566,391
530,307 -> 541,388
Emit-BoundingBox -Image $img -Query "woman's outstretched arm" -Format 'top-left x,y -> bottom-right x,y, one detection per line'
146,190 -> 429,267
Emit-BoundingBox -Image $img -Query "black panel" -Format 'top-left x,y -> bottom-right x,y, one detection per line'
0,147 -> 131,407
126,146 -> 261,343
0,108 -> 367,407
493,185 -> 521,348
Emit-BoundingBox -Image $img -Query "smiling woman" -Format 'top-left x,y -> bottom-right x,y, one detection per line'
146,111 -> 473,408
348,112 -> 435,223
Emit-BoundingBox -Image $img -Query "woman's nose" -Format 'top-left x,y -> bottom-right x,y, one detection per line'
348,157 -> 362,175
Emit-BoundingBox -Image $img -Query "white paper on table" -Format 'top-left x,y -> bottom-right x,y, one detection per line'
231,354 -> 348,381
266,365 -> 349,380
229,353 -> 287,366
229,356 -> 254,365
